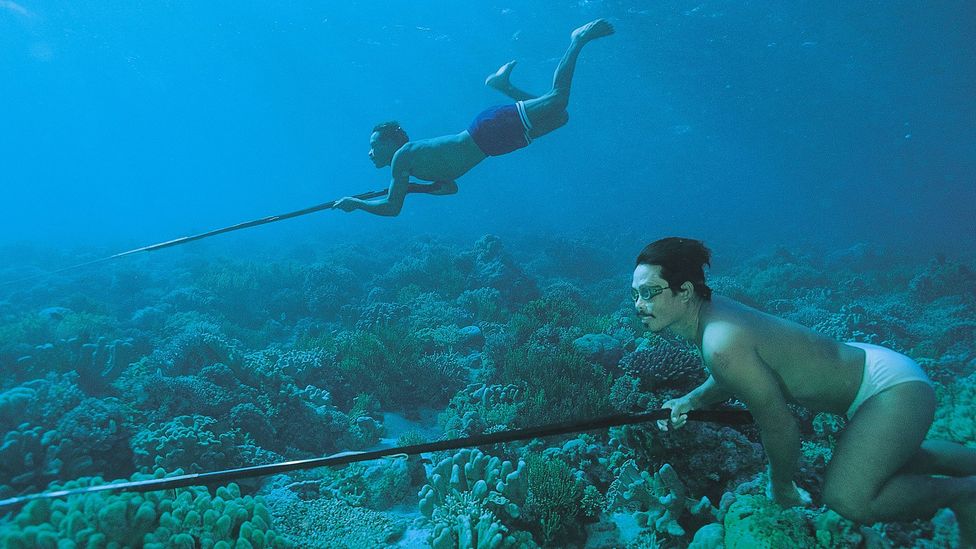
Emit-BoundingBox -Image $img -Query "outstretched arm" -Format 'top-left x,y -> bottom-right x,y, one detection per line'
335,150 -> 413,217
338,175 -> 407,217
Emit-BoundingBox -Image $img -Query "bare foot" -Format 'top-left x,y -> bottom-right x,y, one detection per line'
571,18 -> 615,43
485,60 -> 517,91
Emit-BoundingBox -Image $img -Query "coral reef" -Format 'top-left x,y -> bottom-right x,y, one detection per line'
721,492 -> 830,548
419,448 -> 535,548
0,475 -> 289,548
605,459 -> 717,539
0,234 -> 970,547
929,372 -> 976,447
619,336 -> 706,393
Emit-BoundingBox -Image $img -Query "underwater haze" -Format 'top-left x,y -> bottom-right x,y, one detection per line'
1,1 -> 976,548
1,1 -> 974,253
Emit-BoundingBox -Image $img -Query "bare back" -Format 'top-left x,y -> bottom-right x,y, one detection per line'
396,131 -> 487,182
702,296 -> 866,415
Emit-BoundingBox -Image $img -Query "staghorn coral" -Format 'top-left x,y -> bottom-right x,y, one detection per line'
193,258 -> 309,327
328,325 -> 466,410
502,341 -> 613,427
505,294 -> 588,348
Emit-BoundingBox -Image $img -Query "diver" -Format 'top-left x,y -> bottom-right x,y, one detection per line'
633,237 -> 976,544
334,19 -> 615,217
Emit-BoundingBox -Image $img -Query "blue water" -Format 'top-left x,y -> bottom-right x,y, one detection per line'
2,1 -> 973,254
1,2 -> 976,547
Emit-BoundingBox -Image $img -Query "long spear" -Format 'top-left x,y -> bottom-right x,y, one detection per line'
2,182 -> 444,285
0,408 -> 753,510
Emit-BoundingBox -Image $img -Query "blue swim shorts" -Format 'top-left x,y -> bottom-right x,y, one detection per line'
468,101 -> 533,157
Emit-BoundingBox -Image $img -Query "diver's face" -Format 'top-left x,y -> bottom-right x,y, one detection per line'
632,264 -> 676,332
368,132 -> 395,168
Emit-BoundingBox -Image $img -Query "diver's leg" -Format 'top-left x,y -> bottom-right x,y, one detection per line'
898,439 -> 976,477
822,382 -> 976,544
486,61 -> 537,101
520,19 -> 614,138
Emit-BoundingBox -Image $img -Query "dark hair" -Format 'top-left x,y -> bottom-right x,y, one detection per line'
635,237 -> 713,300
372,121 -> 409,148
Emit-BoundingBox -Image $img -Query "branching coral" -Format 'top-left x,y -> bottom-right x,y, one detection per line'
420,448 -> 536,548
524,454 -> 584,544
440,383 -> 523,438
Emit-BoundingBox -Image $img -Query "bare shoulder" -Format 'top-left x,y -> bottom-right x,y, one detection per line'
701,322 -> 751,365
392,141 -> 418,160
701,299 -> 760,367
390,143 -> 417,175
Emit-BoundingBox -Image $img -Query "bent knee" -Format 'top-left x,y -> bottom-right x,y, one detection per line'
823,488 -> 876,524
533,92 -> 568,115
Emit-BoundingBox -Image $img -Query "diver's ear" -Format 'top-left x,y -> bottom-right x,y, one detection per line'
680,281 -> 695,302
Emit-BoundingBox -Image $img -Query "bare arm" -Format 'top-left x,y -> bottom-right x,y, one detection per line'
686,374 -> 734,408
336,148 -> 413,217
428,180 -> 458,195
658,373 -> 734,431
704,336 -> 800,491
